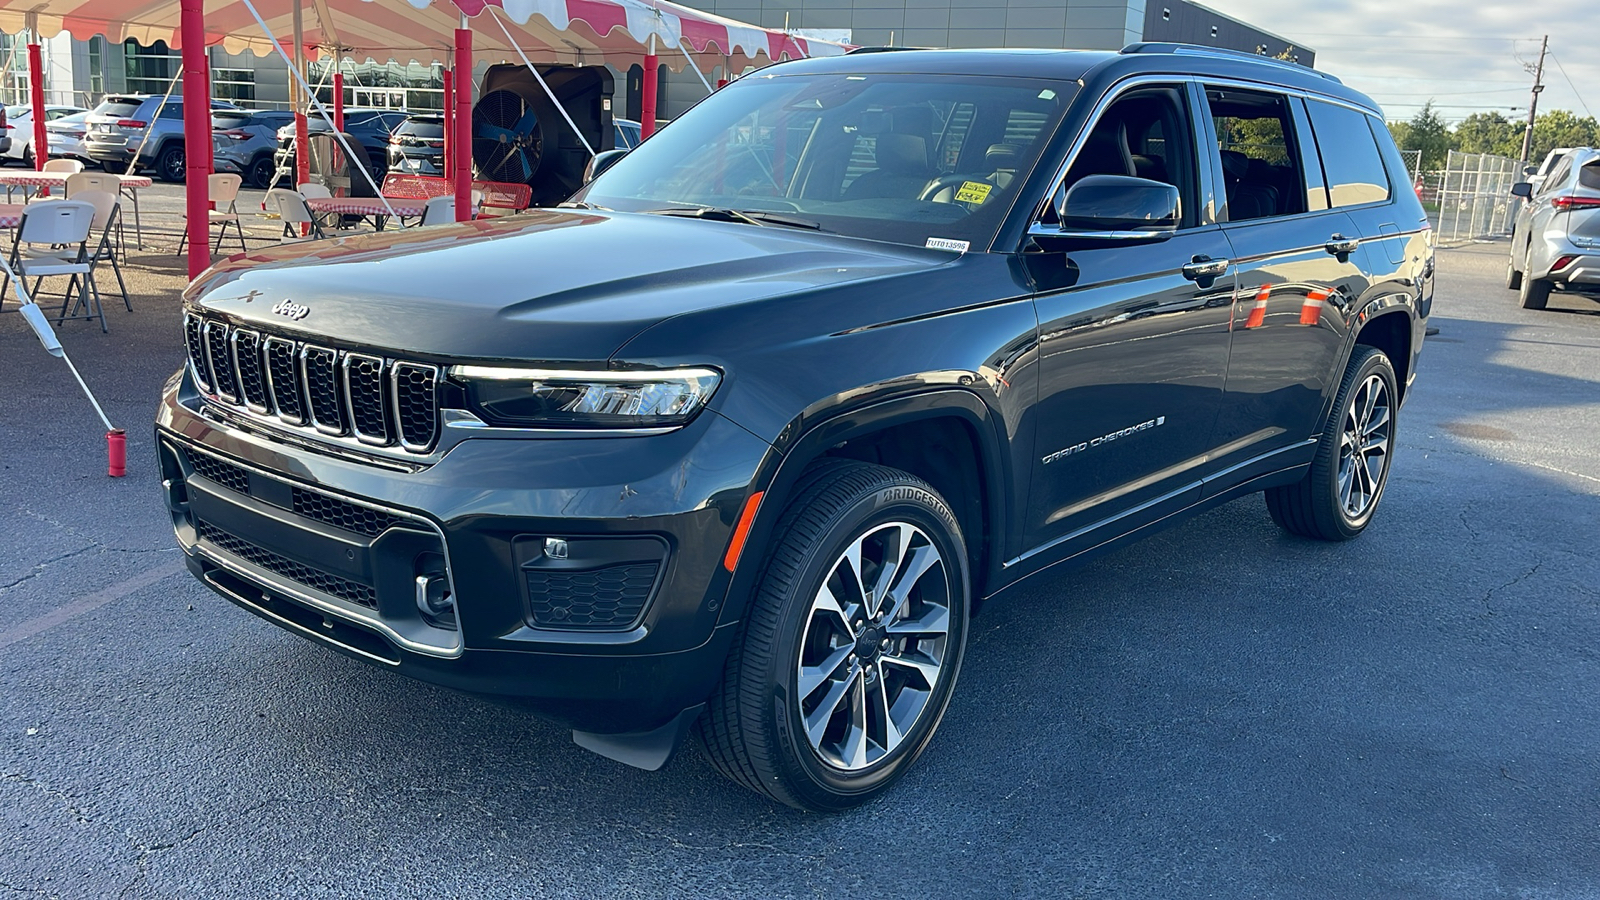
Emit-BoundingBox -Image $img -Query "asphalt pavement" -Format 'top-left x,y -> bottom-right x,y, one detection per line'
1,214 -> 1598,898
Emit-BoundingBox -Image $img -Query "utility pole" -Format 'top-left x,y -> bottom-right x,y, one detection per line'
1519,35 -> 1548,165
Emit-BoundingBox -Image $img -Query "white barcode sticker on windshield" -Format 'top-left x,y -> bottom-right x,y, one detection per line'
925,237 -> 970,253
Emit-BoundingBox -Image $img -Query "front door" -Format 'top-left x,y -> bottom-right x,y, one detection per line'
1024,83 -> 1236,558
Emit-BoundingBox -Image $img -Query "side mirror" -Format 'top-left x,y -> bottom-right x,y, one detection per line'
1510,181 -> 1533,198
583,149 -> 629,185
1037,174 -> 1179,243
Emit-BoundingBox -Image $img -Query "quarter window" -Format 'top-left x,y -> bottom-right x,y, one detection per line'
1204,88 -> 1308,221
1304,99 -> 1391,208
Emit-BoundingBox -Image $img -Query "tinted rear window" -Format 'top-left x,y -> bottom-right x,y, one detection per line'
400,119 -> 444,139
93,98 -> 144,119
1305,99 -> 1391,207
212,112 -> 252,129
1581,162 -> 1600,191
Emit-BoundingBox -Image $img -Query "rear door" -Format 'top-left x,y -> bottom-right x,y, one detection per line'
1205,86 -> 1367,484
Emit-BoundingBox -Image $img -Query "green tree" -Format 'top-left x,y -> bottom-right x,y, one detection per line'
1520,109 -> 1600,163
1401,102 -> 1456,171
1454,111 -> 1520,157
1388,120 -> 1412,155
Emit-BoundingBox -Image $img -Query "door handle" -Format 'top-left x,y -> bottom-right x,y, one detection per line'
1325,234 -> 1360,257
1181,255 -> 1229,282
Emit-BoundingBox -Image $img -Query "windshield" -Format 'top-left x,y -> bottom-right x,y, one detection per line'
575,72 -> 1075,249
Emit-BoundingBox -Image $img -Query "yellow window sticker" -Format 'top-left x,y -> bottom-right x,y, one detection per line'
954,181 -> 993,204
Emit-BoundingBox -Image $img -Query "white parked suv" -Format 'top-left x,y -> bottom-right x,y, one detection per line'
1508,146 -> 1600,309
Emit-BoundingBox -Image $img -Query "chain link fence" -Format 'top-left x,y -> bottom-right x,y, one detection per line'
1435,150 -> 1523,242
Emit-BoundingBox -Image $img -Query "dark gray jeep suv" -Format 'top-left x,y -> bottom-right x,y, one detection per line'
158,44 -> 1432,810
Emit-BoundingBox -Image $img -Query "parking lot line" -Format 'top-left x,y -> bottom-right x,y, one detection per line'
0,561 -> 183,652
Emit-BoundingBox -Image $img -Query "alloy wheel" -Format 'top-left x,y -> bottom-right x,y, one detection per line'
1337,373 -> 1391,519
795,521 -> 951,772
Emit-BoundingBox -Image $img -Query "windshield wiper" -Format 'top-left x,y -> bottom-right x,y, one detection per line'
640,206 -> 823,231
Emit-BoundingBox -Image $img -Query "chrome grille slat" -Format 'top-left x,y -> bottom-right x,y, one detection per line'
184,313 -> 439,454
301,345 -> 346,436
391,362 -> 440,452
264,336 -> 306,425
343,353 -> 391,445
202,321 -> 238,403
184,314 -> 212,393
230,329 -> 271,413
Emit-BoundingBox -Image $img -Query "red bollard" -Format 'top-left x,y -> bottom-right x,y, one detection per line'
107,429 -> 126,477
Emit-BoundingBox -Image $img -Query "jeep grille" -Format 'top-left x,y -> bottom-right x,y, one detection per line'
184,312 -> 440,453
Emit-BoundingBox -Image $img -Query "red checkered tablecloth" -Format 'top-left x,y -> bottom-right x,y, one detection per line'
0,172 -> 151,191
0,203 -> 25,227
306,197 -> 426,218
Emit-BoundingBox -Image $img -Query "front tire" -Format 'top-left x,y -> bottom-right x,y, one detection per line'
1266,347 -> 1397,541
698,460 -> 970,811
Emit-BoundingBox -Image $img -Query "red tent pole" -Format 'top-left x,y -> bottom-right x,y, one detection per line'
180,0 -> 209,278
641,35 -> 658,139
333,71 -> 345,130
453,27 -> 472,221
26,40 -> 46,171
200,53 -> 213,174
441,66 -> 452,178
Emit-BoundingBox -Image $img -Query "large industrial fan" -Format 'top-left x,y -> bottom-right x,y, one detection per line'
472,89 -> 545,184
468,65 -> 617,207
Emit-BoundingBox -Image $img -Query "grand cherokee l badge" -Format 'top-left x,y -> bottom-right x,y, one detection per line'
1043,416 -> 1167,465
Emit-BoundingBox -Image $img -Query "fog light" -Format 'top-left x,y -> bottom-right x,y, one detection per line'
415,573 -> 453,617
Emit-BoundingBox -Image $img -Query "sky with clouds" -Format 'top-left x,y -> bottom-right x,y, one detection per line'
1204,0 -> 1596,124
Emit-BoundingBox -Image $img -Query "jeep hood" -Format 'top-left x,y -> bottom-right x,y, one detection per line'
188,210 -> 942,363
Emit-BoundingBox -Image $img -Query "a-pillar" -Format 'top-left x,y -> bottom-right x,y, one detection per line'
453,27 -> 472,221
26,40 -> 45,170
179,0 -> 210,278
442,67 -> 452,178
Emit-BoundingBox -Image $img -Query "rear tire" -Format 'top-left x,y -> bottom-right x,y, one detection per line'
156,144 -> 185,183
1518,273 -> 1552,310
1505,256 -> 1523,290
697,460 -> 970,811
246,155 -> 276,189
1266,347 -> 1397,541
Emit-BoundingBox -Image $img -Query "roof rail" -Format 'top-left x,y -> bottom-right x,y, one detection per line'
846,46 -> 926,54
1120,42 -> 1340,83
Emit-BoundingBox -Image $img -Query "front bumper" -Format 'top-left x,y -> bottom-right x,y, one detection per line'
157,370 -> 772,735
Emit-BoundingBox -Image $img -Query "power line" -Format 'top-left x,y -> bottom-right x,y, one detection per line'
1548,54 -> 1595,119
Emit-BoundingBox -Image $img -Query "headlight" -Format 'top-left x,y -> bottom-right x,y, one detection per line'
448,365 -> 721,429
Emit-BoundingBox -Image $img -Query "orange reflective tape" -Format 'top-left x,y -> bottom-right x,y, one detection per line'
723,491 -> 765,572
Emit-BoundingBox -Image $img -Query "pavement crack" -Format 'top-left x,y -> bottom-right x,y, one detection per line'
0,881 -> 62,899
1480,559 -> 1544,617
0,545 -> 99,592
0,773 -> 91,824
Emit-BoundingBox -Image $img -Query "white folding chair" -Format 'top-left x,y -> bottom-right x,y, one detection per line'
297,182 -> 333,199
42,158 -> 83,174
65,172 -> 121,198
265,189 -> 326,241
2,200 -> 101,330
176,173 -> 247,256
71,189 -> 130,312
420,195 -> 455,226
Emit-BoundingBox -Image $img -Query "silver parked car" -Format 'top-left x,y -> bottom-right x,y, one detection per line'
1508,147 -> 1600,309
